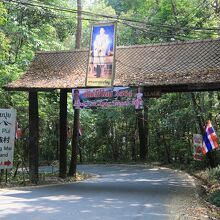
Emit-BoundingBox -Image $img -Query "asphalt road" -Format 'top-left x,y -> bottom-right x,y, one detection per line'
0,164 -> 197,220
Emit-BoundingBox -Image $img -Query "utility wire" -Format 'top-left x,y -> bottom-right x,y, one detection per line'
2,0 -> 220,32
120,21 -> 198,40
120,19 -> 219,41
36,0 -> 219,32
1,0 -> 219,44
2,0 -> 218,40
180,0 -> 213,23
118,0 -> 219,39
144,0 -> 212,32
127,0 -> 218,35
180,0 -> 216,35
2,0 -> 105,22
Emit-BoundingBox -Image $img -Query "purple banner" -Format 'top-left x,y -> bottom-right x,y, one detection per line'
72,87 -> 143,109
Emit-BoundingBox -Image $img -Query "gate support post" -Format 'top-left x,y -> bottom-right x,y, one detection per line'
59,90 -> 67,178
137,109 -> 147,161
29,91 -> 39,183
69,108 -> 80,177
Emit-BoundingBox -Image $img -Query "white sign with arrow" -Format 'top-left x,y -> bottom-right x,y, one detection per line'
0,109 -> 16,169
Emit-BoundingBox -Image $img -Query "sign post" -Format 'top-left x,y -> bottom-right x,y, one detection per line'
0,109 -> 16,169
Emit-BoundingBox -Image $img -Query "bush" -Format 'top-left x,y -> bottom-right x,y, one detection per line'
187,160 -> 207,172
208,165 -> 220,183
208,190 -> 220,207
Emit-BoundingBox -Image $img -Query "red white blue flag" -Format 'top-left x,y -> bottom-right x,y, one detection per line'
202,120 -> 218,155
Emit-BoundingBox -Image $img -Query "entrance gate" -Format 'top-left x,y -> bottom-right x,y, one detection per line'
4,38 -> 220,182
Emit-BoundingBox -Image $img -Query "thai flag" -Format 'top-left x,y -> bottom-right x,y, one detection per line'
202,120 -> 218,155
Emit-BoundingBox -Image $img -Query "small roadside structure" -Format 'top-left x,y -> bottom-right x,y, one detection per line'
4,38 -> 220,182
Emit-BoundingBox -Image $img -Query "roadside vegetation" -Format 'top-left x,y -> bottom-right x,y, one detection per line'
0,165 -> 92,188
165,162 -> 220,213
206,166 -> 220,208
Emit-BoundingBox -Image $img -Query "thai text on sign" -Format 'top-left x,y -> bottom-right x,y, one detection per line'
0,109 -> 16,169
72,87 -> 143,110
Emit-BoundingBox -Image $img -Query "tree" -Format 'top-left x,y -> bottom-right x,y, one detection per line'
69,0 -> 82,177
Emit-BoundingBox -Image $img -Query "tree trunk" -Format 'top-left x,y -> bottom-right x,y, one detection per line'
69,0 -> 82,176
144,99 -> 149,159
59,90 -> 67,178
186,128 -> 192,164
109,122 -> 119,161
208,92 -> 214,120
0,169 -> 4,182
170,0 -> 179,26
69,109 -> 80,176
29,91 -> 39,183
13,162 -> 21,178
131,122 -> 137,161
137,109 -> 147,161
79,145 -> 83,163
190,93 -> 205,134
162,134 -> 171,164
55,122 -> 59,160
125,121 -> 129,159
75,0 -> 82,49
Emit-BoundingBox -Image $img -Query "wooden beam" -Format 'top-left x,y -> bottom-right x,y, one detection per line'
143,82 -> 220,94
29,91 -> 39,183
59,90 -> 67,178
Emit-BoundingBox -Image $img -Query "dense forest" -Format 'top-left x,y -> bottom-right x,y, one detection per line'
1,0 -> 220,168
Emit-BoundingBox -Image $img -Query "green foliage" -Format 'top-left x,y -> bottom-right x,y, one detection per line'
208,190 -> 220,207
0,0 -> 76,164
0,3 -> 7,25
0,3 -> 9,59
105,0 -> 143,15
208,165 -> 220,183
77,106 -> 137,162
187,160 -> 207,172
106,0 -> 219,43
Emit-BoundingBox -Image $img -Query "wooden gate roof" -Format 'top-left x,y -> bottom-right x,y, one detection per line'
4,38 -> 220,92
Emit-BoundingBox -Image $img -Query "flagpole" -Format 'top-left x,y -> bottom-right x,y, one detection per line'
207,151 -> 215,168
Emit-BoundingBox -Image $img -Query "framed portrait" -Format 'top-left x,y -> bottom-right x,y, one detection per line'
86,22 -> 117,87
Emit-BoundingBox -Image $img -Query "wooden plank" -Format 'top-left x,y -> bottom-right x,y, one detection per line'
144,82 -> 220,93
3,81 -> 220,93
29,91 -> 39,183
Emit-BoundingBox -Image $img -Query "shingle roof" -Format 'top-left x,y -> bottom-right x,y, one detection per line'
4,38 -> 220,91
